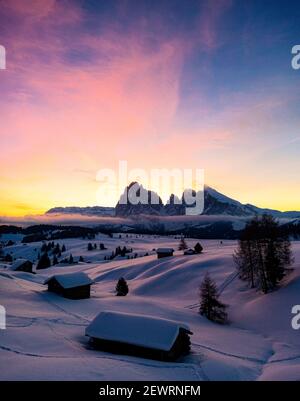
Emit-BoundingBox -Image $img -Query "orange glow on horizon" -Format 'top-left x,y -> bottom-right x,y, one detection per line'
1,0 -> 300,219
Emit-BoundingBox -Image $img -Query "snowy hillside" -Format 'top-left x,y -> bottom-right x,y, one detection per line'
0,236 -> 300,380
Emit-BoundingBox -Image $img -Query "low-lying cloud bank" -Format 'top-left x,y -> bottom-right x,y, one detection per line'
1,213 -> 297,231
0,213 -> 249,228
0,213 -> 128,227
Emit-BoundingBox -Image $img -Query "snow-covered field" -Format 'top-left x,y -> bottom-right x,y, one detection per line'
0,235 -> 300,381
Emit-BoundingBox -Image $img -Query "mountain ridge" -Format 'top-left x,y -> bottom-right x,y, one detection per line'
46,183 -> 300,219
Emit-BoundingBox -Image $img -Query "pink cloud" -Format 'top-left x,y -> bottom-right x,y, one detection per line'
193,0 -> 233,50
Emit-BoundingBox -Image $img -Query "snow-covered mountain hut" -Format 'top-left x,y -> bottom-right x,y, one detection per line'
11,258 -> 33,273
44,272 -> 93,299
156,248 -> 174,259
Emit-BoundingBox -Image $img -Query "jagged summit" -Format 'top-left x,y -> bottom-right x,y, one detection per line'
46,182 -> 300,219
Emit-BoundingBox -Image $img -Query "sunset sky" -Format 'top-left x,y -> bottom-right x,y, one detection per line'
0,0 -> 300,216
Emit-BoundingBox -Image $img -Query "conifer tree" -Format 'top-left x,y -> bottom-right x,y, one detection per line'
116,277 -> 129,296
199,273 -> 228,324
194,242 -> 203,254
53,243 -> 60,254
4,253 -> 13,262
41,243 -> 47,253
178,237 -> 188,250
37,252 -> 51,270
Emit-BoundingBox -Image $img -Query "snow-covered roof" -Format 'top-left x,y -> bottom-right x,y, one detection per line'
44,272 -> 93,289
184,249 -> 195,254
156,248 -> 174,253
11,259 -> 32,271
85,311 -> 192,352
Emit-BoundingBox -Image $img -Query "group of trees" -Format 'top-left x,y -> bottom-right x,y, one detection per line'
41,242 -> 66,254
103,246 -> 134,260
87,242 -> 107,251
36,242 -> 69,269
233,215 -> 293,293
178,237 -> 203,254
115,246 -> 132,257
3,253 -> 13,262
0,241 -> 16,262
37,252 -> 51,270
198,214 -> 293,324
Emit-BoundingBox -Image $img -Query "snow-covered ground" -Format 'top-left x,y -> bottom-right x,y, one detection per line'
0,235 -> 300,381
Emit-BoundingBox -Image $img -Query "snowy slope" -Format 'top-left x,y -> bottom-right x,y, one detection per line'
0,237 -> 300,381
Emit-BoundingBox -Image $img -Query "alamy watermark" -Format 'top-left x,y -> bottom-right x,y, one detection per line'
0,45 -> 6,70
291,45 -> 300,70
96,161 -> 205,215
0,305 -> 6,329
291,305 -> 300,330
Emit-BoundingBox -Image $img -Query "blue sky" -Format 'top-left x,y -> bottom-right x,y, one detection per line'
0,0 -> 300,215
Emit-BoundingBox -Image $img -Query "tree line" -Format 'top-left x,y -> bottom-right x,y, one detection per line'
199,215 -> 293,324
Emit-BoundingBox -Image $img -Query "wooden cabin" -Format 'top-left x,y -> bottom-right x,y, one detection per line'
44,272 -> 93,299
11,259 -> 33,273
85,311 -> 192,361
156,248 -> 174,259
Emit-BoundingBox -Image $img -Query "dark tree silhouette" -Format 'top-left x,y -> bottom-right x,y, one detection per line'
37,252 -> 51,270
53,243 -> 60,254
79,255 -> 84,262
52,255 -> 58,265
61,244 -> 66,252
120,246 -> 128,257
234,214 -> 293,293
199,273 -> 228,324
115,246 -> 121,256
68,254 -> 74,264
4,253 -> 13,262
87,243 -> 93,251
178,237 -> 188,250
116,277 -> 129,296
41,243 -> 47,253
194,242 -> 203,254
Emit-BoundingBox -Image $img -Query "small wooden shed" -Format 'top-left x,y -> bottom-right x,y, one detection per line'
44,272 -> 93,299
11,259 -> 33,273
156,248 -> 174,259
85,311 -> 192,361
